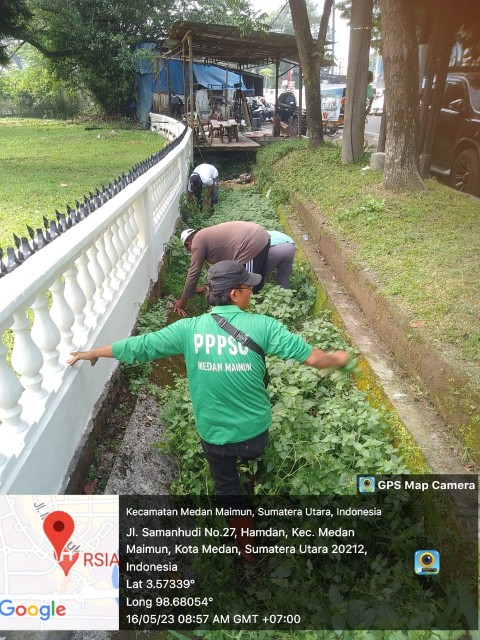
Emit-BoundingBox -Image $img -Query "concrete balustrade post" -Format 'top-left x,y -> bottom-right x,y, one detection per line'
0,329 -> 29,439
116,211 -> 131,274
96,235 -> 114,301
104,225 -> 120,292
11,306 -> 47,400
31,290 -> 62,385
86,243 -> 106,315
63,264 -> 88,344
133,190 -> 156,281
111,217 -> 128,282
76,250 -> 97,329
49,273 -> 76,355
123,207 -> 138,267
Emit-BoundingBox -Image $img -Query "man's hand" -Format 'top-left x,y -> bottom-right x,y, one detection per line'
195,285 -> 206,294
328,350 -> 350,367
68,352 -> 98,367
172,299 -> 188,317
304,349 -> 350,370
68,346 -> 113,366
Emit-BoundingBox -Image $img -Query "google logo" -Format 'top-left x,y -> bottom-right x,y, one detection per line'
0,600 -> 66,621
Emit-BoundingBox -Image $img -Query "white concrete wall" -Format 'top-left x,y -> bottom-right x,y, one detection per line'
0,116 -> 192,493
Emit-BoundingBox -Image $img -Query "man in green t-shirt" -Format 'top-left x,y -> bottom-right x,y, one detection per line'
69,260 -> 348,564
366,70 -> 375,116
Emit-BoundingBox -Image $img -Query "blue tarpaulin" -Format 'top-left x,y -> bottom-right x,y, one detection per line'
156,59 -> 244,94
193,64 -> 244,90
135,43 -> 156,126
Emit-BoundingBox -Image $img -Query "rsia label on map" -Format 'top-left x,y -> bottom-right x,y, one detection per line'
0,495 -> 119,630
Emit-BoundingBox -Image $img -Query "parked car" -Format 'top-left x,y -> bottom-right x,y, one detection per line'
431,71 -> 480,196
277,91 -> 307,133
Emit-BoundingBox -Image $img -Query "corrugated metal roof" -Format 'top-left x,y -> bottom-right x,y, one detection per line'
166,20 -> 331,68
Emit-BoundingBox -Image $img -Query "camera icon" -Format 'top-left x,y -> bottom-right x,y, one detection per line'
358,476 -> 375,493
415,550 -> 440,575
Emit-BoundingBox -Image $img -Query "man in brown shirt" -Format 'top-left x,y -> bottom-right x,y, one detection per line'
172,221 -> 270,316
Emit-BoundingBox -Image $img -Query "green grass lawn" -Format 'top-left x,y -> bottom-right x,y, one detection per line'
0,118 -> 168,249
255,141 -> 480,373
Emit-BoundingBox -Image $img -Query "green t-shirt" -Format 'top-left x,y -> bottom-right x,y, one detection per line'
112,305 -> 312,445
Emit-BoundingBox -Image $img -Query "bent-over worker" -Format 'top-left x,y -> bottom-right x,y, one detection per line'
173,221 -> 270,316
187,163 -> 219,209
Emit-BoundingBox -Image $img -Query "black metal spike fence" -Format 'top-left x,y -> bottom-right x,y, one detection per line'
0,123 -> 188,278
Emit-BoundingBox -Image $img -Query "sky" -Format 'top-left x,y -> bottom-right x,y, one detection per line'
249,0 -> 350,74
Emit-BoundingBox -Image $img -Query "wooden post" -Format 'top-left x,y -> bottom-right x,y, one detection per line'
166,57 -> 171,116
187,32 -> 194,124
298,64 -> 303,138
225,65 -> 229,108
273,57 -> 281,137
275,57 -> 280,113
182,42 -> 187,122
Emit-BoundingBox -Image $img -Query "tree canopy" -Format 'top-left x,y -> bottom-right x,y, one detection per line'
0,0 -> 31,65
1,0 -> 264,115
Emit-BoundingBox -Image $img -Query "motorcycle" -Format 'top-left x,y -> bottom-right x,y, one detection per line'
322,119 -> 339,137
263,102 -> 275,122
248,98 -> 267,123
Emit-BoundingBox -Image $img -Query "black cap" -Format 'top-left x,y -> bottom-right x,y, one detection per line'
206,260 -> 261,292
189,173 -> 202,190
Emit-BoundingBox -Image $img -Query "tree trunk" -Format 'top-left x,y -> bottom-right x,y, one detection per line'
417,0 -> 457,178
289,0 -> 325,148
380,0 -> 425,192
341,0 -> 373,164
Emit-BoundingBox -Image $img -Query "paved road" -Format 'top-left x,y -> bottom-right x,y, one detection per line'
335,114 -> 381,145
365,114 -> 382,137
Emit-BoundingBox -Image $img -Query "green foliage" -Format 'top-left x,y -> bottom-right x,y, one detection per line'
179,194 -> 208,230
267,0 -> 323,36
120,360 -> 152,395
156,377 -> 213,494
250,280 -> 316,330
210,186 -> 280,229
135,299 -> 169,335
0,1 -> 31,65
1,46 -> 80,118
3,0 -> 268,115
120,299 -> 170,395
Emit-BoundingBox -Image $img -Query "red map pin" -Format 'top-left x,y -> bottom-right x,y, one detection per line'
43,511 -> 75,561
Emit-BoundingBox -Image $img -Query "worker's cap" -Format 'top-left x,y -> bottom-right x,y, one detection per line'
180,228 -> 196,247
189,173 -> 202,190
206,260 -> 261,292
203,178 -> 214,187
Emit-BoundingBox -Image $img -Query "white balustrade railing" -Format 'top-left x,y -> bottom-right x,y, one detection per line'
0,115 -> 192,493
